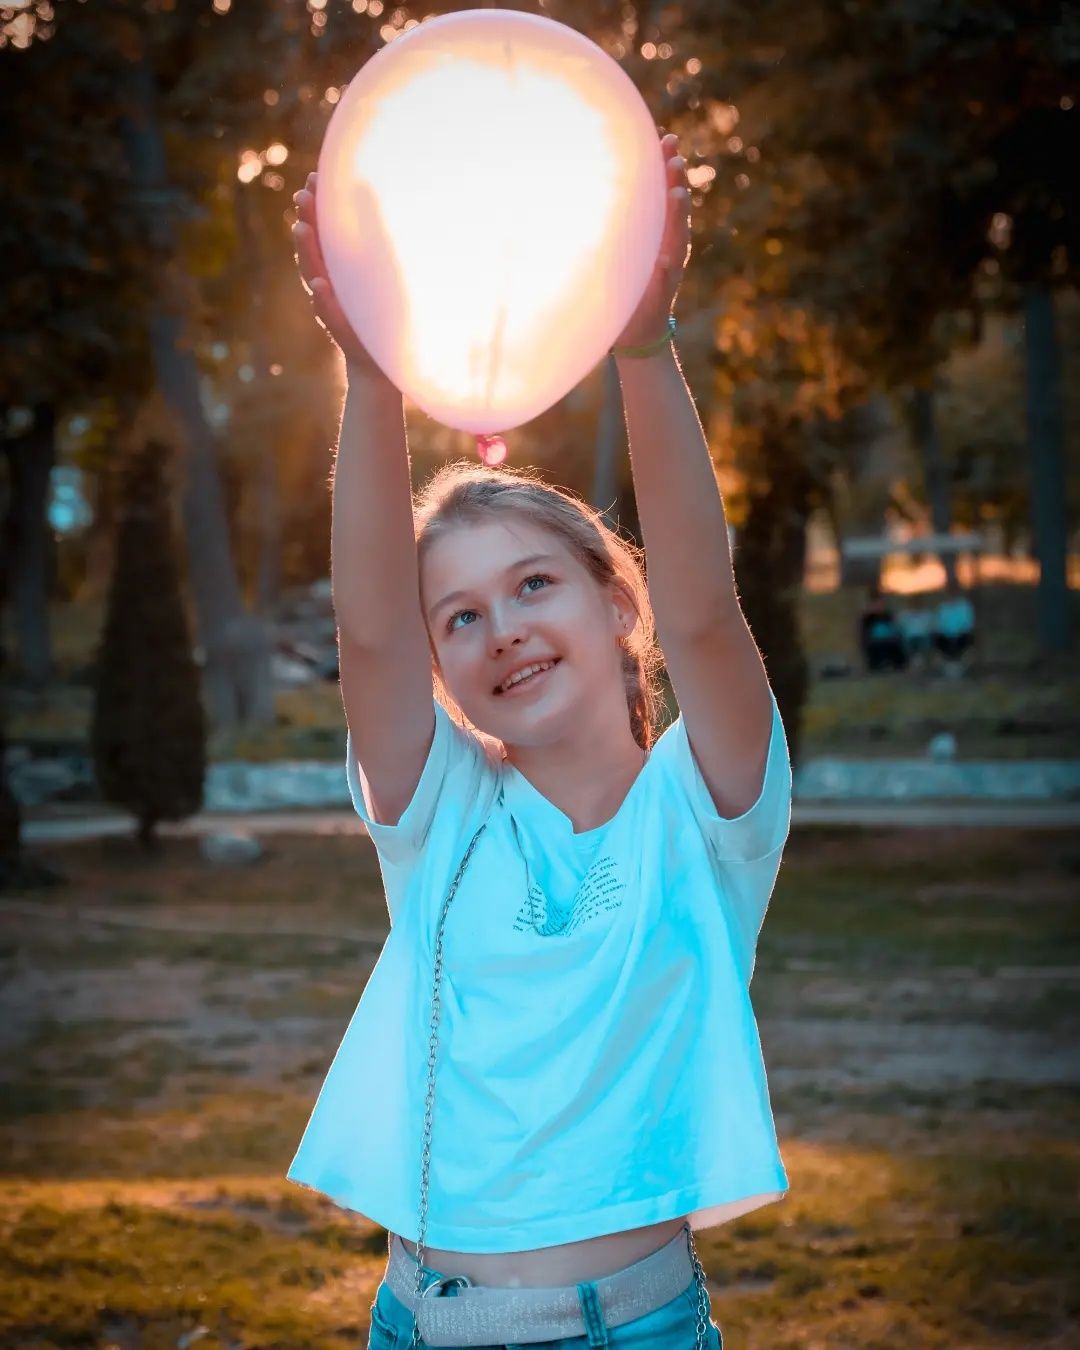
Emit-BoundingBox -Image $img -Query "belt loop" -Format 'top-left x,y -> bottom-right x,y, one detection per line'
575,1281 -> 610,1348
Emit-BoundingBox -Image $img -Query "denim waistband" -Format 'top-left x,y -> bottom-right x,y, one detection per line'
385,1225 -> 695,1347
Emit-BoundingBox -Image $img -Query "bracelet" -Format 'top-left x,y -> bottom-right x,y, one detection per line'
610,314 -> 677,359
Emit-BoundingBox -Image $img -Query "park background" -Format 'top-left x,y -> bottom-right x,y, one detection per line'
1,1 -> 1078,1347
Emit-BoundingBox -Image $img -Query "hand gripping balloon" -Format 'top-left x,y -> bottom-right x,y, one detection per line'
316,8 -> 666,466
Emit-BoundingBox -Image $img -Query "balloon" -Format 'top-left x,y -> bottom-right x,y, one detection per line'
316,8 -> 666,452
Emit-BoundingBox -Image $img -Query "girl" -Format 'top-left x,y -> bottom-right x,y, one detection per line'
288,133 -> 792,1350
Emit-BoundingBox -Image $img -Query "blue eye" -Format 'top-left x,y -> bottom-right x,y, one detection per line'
446,574 -> 553,632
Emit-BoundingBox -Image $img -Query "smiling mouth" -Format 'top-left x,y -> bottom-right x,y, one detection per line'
493,658 -> 561,696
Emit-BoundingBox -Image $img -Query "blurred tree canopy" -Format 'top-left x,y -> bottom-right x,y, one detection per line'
681,0 -> 1077,644
0,0 -> 1075,713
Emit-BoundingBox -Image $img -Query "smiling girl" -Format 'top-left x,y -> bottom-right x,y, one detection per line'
288,132 -> 792,1350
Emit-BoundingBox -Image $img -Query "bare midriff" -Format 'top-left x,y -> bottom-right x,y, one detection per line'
398,1215 -> 689,1288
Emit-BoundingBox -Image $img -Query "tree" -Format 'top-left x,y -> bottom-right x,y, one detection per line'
90,428 -> 206,851
112,8 -> 278,725
694,0 -> 1078,647
709,282 -> 866,759
0,6 -> 150,683
2,0 -> 323,723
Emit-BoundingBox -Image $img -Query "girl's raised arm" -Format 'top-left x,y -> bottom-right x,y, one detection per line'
616,136 -> 773,819
293,174 -> 435,827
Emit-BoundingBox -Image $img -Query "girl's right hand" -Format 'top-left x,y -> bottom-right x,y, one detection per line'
292,171 -> 385,381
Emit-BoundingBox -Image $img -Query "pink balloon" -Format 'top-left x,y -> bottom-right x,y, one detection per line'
317,9 -> 666,438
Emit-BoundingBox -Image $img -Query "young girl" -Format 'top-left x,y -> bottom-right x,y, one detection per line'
288,133 -> 792,1350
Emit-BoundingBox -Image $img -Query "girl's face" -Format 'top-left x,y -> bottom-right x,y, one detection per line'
420,516 -> 637,747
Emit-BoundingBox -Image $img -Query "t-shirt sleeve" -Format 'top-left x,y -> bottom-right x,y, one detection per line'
658,693 -> 793,983
666,693 -> 792,862
345,700 -> 492,875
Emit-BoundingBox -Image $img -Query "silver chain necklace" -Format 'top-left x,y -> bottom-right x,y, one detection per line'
408,820 -> 713,1349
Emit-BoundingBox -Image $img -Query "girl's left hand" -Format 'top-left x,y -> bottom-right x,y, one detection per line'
613,132 -> 692,351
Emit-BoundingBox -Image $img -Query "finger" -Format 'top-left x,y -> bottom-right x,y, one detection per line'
309,279 -> 355,347
309,277 -> 336,313
295,183 -> 332,278
308,277 -> 340,328
292,219 -> 332,294
658,186 -> 690,270
293,234 -> 331,314
667,153 -> 687,186
295,173 -> 348,303
676,189 -> 692,267
292,170 -> 318,212
292,220 -> 319,278
292,188 -> 315,229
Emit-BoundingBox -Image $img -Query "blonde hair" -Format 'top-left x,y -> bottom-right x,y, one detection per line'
414,460 -> 664,752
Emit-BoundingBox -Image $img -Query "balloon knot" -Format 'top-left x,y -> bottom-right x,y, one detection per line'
475,434 -> 508,467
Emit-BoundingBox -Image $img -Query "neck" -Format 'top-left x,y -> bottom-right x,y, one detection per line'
505,727 -> 646,834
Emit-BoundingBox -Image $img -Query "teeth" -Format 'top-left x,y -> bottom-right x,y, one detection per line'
500,661 -> 553,692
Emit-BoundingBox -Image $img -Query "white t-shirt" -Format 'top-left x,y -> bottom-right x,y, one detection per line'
287,694 -> 792,1253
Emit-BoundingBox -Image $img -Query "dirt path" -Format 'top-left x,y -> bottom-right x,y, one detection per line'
4,893 -> 1076,1133
19,800 -> 1080,846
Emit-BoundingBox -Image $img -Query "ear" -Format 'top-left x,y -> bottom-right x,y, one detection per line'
609,584 -> 639,639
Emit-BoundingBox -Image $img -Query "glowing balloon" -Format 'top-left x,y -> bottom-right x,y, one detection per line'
316,9 -> 666,455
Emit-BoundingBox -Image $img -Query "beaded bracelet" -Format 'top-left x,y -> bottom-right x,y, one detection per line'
610,314 -> 677,359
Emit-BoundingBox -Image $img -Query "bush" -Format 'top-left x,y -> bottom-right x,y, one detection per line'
90,437 -> 206,848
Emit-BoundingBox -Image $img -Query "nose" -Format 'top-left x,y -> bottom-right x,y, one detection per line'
486,601 -> 527,656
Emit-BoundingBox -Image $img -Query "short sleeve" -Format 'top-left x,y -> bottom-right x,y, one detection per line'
665,694 -> 792,863
345,701 -> 491,872
655,694 -> 792,985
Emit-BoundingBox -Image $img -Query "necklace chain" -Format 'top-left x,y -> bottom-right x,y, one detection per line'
411,821 -> 487,1348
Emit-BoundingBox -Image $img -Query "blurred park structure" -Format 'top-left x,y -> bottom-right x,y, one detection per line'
0,2 -> 1078,1348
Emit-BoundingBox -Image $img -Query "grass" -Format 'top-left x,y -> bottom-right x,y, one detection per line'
1,826 -> 1077,1347
7,581 -> 1080,763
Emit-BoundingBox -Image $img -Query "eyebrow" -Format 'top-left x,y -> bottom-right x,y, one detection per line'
428,553 -> 562,621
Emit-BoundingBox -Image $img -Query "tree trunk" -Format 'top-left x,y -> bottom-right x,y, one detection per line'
3,404 -> 56,686
591,356 -> 623,530
733,408 -> 812,765
119,52 -> 274,728
1022,283 -> 1071,653
910,383 -> 958,588
0,627 -> 20,889
136,814 -> 161,853
234,179 -> 283,618
835,392 -> 902,588
0,590 -> 64,891
0,421 -> 24,891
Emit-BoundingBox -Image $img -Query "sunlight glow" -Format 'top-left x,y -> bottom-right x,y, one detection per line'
317,11 -> 665,434
345,61 -> 614,411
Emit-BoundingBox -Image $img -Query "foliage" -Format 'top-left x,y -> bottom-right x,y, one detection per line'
2,0 -> 1075,645
934,296 -> 1080,544
89,430 -> 206,845
0,15 -> 147,408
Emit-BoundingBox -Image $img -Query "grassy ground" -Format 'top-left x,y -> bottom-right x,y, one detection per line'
6,582 -> 1080,764
794,582 -> 1080,760
1,826 -> 1077,1348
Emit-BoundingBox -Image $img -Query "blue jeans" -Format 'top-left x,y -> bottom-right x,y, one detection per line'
366,1266 -> 723,1349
